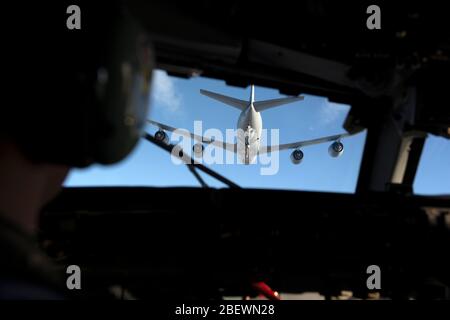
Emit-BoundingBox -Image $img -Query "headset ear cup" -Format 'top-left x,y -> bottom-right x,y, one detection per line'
93,18 -> 153,165
5,2 -> 153,167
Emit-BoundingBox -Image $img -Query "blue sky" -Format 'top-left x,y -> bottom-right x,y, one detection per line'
65,70 -> 450,195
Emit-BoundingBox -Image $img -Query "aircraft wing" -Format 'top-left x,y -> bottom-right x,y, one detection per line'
147,119 -> 237,153
259,132 -> 352,154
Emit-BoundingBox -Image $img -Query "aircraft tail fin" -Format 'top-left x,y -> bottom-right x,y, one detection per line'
253,96 -> 304,112
250,85 -> 255,104
200,89 -> 248,111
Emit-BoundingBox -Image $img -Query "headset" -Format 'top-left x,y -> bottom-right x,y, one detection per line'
2,1 -> 154,167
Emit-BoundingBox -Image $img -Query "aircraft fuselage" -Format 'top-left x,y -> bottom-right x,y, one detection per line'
236,103 -> 262,164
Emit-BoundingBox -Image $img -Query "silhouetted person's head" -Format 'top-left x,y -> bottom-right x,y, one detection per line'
0,1 -> 153,234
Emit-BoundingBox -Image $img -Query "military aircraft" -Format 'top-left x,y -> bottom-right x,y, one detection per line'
148,85 -> 353,164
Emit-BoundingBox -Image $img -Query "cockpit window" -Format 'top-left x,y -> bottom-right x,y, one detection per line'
414,134 -> 450,195
65,70 -> 367,193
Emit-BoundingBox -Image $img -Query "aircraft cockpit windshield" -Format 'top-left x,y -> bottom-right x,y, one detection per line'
65,69 -> 449,195
66,70 -> 366,193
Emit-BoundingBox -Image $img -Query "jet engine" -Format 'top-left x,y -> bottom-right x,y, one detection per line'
192,143 -> 204,158
290,149 -> 304,164
155,130 -> 169,144
173,144 -> 184,159
328,141 -> 344,158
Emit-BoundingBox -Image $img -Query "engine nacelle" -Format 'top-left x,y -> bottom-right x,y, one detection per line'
192,143 -> 204,158
290,149 -> 304,164
155,130 -> 169,144
172,144 -> 184,159
328,141 -> 344,158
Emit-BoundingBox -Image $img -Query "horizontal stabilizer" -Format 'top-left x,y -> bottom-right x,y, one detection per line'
200,89 -> 248,111
253,96 -> 304,112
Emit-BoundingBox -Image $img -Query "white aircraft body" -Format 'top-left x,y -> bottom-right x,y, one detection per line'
148,85 -> 352,164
